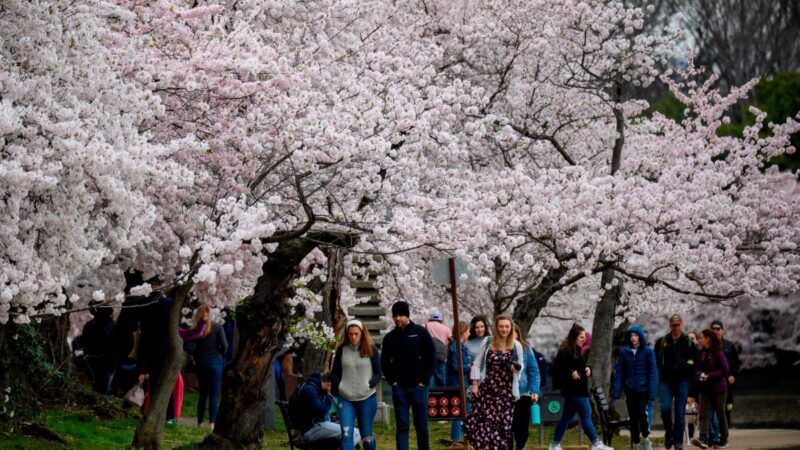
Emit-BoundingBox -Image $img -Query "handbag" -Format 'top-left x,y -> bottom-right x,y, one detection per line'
124,382 -> 145,406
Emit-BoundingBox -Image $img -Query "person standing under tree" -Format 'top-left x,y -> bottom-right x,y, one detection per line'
708,320 -> 741,447
464,314 -> 524,450
187,305 -> 228,429
381,300 -> 436,450
510,322 -> 541,450
331,319 -> 380,450
423,309 -> 451,387
549,324 -> 613,450
654,314 -> 697,450
465,315 -> 491,365
612,325 -> 658,450
692,329 -> 730,449
445,320 -> 472,446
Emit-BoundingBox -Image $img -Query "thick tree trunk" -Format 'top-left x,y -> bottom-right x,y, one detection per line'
208,232 -> 357,449
131,281 -> 193,450
587,268 -> 623,399
209,238 -> 320,448
512,265 -> 569,335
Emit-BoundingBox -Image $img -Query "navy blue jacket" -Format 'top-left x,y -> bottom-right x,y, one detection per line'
292,372 -> 332,433
613,326 -> 658,400
381,321 -> 436,387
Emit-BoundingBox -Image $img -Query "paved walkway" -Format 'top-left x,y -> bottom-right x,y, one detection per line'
637,429 -> 800,450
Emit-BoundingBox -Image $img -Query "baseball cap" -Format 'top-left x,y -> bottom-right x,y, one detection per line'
669,314 -> 682,324
429,310 -> 443,321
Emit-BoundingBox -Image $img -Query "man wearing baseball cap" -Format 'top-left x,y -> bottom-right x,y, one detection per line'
422,309 -> 451,387
654,314 -> 697,450
381,300 -> 436,450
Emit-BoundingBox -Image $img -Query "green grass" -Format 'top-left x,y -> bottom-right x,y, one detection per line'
0,393 -> 642,449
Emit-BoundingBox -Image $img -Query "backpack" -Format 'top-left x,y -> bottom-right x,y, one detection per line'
288,381 -> 310,426
433,338 -> 448,363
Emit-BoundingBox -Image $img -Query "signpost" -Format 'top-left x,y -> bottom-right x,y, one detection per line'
430,257 -> 472,425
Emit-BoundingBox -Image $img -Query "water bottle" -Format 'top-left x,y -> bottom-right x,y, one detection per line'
531,401 -> 541,425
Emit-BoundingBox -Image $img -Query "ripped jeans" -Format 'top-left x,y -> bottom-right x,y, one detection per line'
339,393 -> 377,450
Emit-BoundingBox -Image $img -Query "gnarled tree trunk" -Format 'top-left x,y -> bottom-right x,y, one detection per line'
208,232 -> 356,449
131,281 -> 193,450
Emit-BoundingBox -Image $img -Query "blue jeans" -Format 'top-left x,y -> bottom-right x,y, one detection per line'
197,356 -> 224,423
552,396 -> 599,444
659,381 -> 689,447
339,394 -> 377,450
429,360 -> 446,387
450,400 -> 471,441
709,411 -> 721,445
391,385 -> 429,450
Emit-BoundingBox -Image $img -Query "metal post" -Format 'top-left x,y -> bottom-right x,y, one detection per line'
449,257 -> 467,425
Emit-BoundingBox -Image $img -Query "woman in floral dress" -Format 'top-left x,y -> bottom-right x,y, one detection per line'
464,314 -> 524,450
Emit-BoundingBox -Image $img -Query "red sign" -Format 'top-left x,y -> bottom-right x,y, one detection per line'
427,388 -> 465,421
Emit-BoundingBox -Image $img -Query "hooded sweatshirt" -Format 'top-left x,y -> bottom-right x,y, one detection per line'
613,325 -> 658,400
292,372 -> 332,433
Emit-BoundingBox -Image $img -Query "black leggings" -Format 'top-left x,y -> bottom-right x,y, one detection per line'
510,396 -> 533,450
625,390 -> 650,444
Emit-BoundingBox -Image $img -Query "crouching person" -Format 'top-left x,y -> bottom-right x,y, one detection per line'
291,371 -> 357,445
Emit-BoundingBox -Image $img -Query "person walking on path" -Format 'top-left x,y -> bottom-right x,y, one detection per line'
709,320 -> 741,446
331,319 -> 380,450
510,322 -> 541,450
465,315 -> 491,366
187,305 -> 228,429
549,324 -> 613,450
692,329 -> 730,449
464,314 -> 524,450
655,314 -> 698,450
612,325 -> 658,450
423,309 -> 451,387
381,300 -> 436,450
445,320 -> 472,446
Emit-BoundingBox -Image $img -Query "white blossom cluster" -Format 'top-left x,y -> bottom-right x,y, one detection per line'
2,0 -> 798,336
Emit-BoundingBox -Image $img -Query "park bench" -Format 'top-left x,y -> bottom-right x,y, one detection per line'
590,386 -> 630,446
275,400 -> 340,450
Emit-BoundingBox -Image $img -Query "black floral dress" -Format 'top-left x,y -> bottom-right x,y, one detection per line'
464,349 -> 515,450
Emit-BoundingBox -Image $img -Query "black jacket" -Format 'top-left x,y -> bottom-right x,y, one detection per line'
654,332 -> 698,383
553,347 -> 590,398
721,339 -> 741,378
380,321 -> 436,387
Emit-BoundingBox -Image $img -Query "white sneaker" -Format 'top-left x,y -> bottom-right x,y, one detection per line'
633,444 -> 642,450
643,437 -> 654,450
549,444 -> 564,450
591,441 -> 614,450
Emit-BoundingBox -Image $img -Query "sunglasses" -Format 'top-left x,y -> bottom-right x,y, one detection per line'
711,327 -> 722,331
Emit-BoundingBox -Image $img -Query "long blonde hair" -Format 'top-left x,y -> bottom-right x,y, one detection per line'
490,314 -> 515,352
193,305 -> 214,337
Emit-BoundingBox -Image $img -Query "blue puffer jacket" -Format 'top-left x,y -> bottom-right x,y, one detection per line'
517,346 -> 542,396
613,326 -> 658,400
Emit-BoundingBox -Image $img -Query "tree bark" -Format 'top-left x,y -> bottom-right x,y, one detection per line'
131,281 -> 193,450
587,268 -> 623,397
208,232 -> 356,449
32,314 -> 73,375
512,265 -> 569,335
